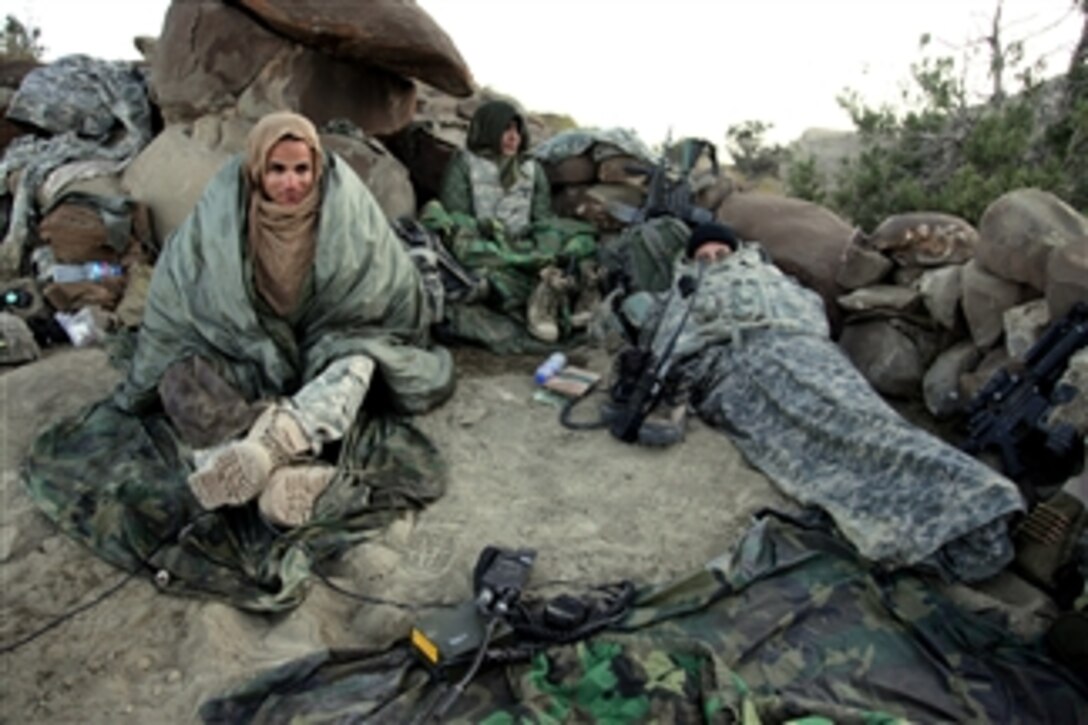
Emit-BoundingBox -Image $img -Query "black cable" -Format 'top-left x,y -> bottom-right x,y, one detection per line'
0,510 -> 217,657
558,382 -> 607,431
0,570 -> 136,656
506,581 -> 637,646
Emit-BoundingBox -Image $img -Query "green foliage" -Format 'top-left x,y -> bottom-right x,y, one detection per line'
0,14 -> 44,61
724,120 -> 787,179
784,153 -> 826,205
730,8 -> 1086,227
827,12 -> 1086,229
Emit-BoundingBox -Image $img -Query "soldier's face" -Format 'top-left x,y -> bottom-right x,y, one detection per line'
500,121 -> 521,157
694,242 -> 734,264
262,138 -> 315,205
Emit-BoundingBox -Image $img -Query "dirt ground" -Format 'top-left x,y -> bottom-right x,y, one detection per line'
0,343 -> 802,723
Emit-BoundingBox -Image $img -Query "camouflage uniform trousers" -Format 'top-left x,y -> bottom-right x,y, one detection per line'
180,352 -> 376,465
287,354 -> 375,454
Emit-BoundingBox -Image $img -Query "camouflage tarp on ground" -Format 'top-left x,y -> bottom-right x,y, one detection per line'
23,398 -> 445,612
198,510 -> 1088,723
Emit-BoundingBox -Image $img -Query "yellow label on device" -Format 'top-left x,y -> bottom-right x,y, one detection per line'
410,628 -> 440,664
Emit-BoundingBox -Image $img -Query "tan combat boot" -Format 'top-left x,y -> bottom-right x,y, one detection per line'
187,404 -> 312,510
527,265 -> 573,343
1013,490 -> 1086,591
258,464 -> 337,528
570,260 -> 603,329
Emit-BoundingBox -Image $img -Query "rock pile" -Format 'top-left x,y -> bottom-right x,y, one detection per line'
832,189 -> 1088,431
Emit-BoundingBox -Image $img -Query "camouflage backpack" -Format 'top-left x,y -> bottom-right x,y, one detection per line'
598,215 -> 690,295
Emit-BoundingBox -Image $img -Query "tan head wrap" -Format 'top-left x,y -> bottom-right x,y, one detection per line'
244,111 -> 324,316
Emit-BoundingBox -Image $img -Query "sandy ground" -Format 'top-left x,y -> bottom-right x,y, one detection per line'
0,343 -> 800,723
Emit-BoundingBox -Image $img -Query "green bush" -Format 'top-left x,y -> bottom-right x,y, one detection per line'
0,15 -> 44,61
828,26 -> 1086,228
784,153 -> 826,205
724,120 -> 787,179
741,11 -> 1087,227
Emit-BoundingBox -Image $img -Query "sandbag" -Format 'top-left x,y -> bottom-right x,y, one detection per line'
36,191 -> 155,312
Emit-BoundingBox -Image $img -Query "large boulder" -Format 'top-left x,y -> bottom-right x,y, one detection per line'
961,259 -> 1028,349
838,318 -> 939,398
716,192 -> 851,331
235,0 -> 474,97
235,46 -> 416,136
320,133 -> 416,221
121,117 -> 249,246
976,188 -> 1088,293
151,0 -> 426,135
1044,237 -> 1088,319
150,2 -> 287,124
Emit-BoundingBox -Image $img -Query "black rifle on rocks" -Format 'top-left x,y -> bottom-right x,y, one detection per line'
961,301 -> 1088,497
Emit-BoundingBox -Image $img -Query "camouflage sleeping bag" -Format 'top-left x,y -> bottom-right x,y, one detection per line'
23,153 -> 454,611
419,200 -> 596,354
198,510 -> 1087,723
648,244 -> 1026,582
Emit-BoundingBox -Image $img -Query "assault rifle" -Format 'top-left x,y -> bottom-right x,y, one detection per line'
393,217 -> 487,304
609,264 -> 704,443
607,136 -> 716,228
961,301 -> 1088,496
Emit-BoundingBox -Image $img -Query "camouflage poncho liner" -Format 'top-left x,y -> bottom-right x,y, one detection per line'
119,153 -> 453,413
420,201 -> 597,354
653,245 -> 1025,582
22,153 -> 454,611
199,511 -> 1087,723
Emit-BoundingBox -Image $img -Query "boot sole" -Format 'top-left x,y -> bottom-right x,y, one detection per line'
188,445 -> 271,510
259,468 -> 335,527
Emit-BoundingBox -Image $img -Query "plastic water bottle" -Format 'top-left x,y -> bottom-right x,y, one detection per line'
534,352 -> 567,385
52,261 -> 124,283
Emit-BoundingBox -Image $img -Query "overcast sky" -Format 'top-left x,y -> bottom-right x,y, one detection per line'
2,0 -> 1082,147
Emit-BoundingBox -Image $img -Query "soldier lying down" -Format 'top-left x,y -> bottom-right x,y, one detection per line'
604,221 -> 1024,583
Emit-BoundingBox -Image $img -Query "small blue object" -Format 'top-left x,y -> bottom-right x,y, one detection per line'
534,352 -> 567,385
85,261 -> 123,281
